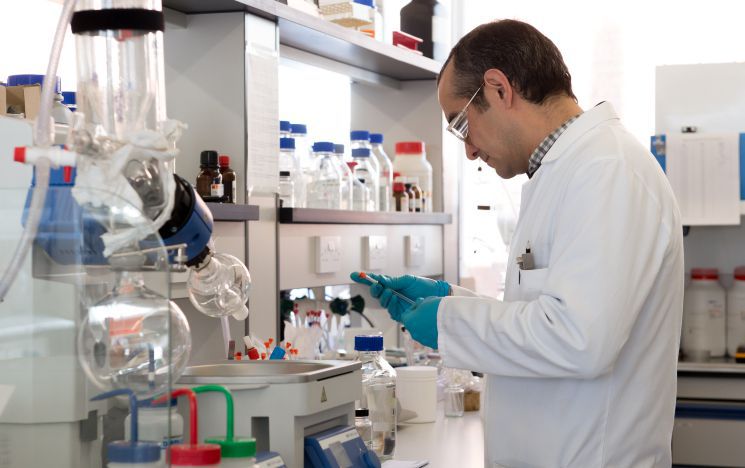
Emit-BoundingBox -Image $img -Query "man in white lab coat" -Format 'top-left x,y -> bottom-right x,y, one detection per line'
352,19 -> 684,467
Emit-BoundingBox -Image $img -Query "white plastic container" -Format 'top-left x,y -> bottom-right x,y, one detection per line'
682,268 -> 726,360
393,141 -> 433,212
125,398 -> 184,450
727,266 -> 745,356
395,365 -> 437,423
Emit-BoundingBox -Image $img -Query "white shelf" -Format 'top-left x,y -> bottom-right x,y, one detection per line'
162,0 -> 442,80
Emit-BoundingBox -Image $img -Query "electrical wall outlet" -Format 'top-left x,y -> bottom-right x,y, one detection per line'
405,235 -> 425,267
363,235 -> 387,271
315,236 -> 342,273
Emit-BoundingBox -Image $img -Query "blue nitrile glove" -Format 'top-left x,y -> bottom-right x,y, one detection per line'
400,297 -> 442,349
350,272 -> 451,321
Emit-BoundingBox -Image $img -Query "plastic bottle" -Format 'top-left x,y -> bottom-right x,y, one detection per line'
354,335 -> 396,461
334,144 -> 354,210
392,179 -> 409,212
394,141 -> 433,212
308,142 -> 343,210
196,150 -> 223,202
682,268 -> 726,360
219,156 -> 236,204
727,266 -> 745,356
369,133 -> 393,212
351,147 -> 380,211
355,408 -> 373,451
347,162 -> 371,211
351,131 -> 381,209
279,171 -> 295,208
125,398 -> 183,454
193,385 -> 257,468
409,176 -> 424,212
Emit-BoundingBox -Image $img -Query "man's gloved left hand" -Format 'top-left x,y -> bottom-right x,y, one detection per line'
400,296 -> 442,349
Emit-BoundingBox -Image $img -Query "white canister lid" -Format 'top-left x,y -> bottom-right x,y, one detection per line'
396,366 -> 437,381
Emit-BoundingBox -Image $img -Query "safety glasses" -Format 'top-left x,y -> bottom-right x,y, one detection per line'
446,83 -> 484,142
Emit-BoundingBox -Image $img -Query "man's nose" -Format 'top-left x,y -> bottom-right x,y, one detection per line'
465,142 -> 480,160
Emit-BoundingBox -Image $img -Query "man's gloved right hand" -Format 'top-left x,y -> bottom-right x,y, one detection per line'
350,272 -> 451,322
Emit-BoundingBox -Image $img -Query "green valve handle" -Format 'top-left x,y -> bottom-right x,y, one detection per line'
193,385 -> 256,459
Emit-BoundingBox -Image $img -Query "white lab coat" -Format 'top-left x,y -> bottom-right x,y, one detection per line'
438,102 -> 684,468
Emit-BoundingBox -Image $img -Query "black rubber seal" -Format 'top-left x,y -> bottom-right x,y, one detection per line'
71,9 -> 164,34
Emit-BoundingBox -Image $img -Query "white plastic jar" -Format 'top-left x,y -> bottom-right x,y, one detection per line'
682,268 -> 726,360
727,266 -> 745,356
125,398 -> 183,451
395,365 -> 437,423
393,142 -> 433,212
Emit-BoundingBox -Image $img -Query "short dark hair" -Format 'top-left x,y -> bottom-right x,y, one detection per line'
439,20 -> 576,107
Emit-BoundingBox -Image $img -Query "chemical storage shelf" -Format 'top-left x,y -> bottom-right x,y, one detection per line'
678,359 -> 745,375
278,207 -> 451,224
162,0 -> 442,80
206,203 -> 260,222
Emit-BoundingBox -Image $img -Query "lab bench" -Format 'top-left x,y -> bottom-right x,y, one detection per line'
394,404 -> 484,468
674,359 -> 745,467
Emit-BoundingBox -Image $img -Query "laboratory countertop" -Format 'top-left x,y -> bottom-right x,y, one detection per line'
393,404 -> 484,468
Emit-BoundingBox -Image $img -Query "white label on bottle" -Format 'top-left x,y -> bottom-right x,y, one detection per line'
211,183 -> 224,197
413,197 -> 422,212
708,300 -> 724,318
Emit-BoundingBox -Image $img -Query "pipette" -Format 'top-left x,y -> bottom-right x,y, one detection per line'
358,271 -> 416,305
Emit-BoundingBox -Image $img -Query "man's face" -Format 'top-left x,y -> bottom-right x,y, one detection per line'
438,63 -> 522,179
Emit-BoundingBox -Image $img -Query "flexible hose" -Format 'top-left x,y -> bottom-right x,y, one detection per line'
0,0 -> 75,302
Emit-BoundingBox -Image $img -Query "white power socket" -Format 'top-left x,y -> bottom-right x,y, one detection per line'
315,236 -> 342,273
405,235 -> 425,267
363,235 -> 387,271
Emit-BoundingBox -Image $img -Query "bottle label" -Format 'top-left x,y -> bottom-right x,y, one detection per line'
211,183 -> 224,197
162,436 -> 183,449
413,198 -> 422,212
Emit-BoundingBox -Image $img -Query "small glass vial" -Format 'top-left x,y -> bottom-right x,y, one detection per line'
355,408 -> 373,450
444,385 -> 464,417
409,176 -> 424,213
279,171 -> 295,208
392,180 -> 409,212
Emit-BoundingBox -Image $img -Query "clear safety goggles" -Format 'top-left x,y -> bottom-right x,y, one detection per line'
446,83 -> 484,142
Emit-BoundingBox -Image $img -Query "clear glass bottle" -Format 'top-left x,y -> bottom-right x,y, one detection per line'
280,137 -> 305,208
291,124 -> 313,208
308,142 -> 343,210
334,144 -> 354,210
369,133 -> 393,212
444,385 -> 464,417
279,171 -> 295,208
355,408 -> 373,451
351,147 -> 380,211
354,335 -> 396,461
350,131 -> 381,209
348,162 -> 371,211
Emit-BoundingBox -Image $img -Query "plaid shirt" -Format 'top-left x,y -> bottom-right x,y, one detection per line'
527,114 -> 581,178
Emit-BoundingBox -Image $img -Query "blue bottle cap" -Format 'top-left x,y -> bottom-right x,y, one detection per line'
280,137 -> 296,150
352,148 -> 371,158
355,335 -> 384,351
354,0 -> 375,7
334,144 -> 345,154
312,141 -> 335,153
61,91 -> 76,106
280,120 -> 291,133
350,130 -> 370,141
107,441 -> 161,464
7,74 -> 61,94
291,123 -> 307,135
370,133 -> 383,144
91,389 -> 161,463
